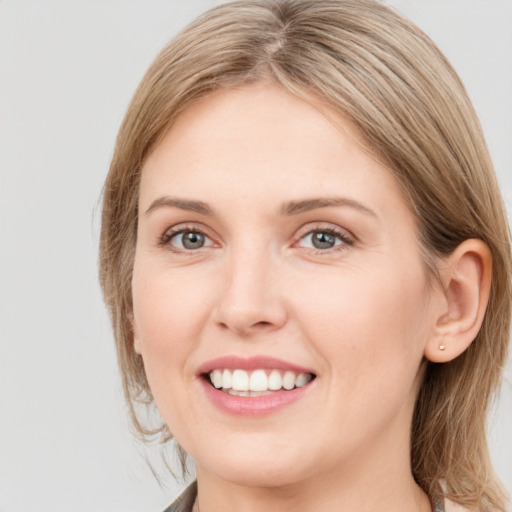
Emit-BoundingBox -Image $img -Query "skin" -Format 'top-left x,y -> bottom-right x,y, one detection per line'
131,82 -> 486,512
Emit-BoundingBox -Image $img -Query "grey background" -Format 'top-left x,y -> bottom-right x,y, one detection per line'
0,1 -> 510,511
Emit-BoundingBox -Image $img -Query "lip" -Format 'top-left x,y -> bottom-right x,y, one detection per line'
198,377 -> 315,416
196,355 -> 315,375
197,355 -> 316,417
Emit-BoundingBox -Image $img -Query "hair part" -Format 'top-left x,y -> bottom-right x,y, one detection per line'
99,1 -> 511,509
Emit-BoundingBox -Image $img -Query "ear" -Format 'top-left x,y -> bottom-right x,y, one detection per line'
130,312 -> 143,355
424,239 -> 492,363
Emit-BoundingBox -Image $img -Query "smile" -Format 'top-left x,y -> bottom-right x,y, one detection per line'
208,369 -> 314,396
198,356 -> 317,415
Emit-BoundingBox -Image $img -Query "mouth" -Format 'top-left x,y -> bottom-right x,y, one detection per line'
203,368 -> 316,396
197,356 -> 317,415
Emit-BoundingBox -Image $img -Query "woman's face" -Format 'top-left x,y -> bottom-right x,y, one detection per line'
132,83 -> 440,487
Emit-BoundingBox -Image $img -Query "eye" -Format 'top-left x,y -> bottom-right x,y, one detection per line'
164,229 -> 213,250
298,228 -> 352,250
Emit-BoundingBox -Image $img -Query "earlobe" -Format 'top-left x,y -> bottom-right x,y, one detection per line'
424,239 -> 492,363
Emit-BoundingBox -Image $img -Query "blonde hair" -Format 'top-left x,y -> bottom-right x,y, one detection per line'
99,0 -> 511,509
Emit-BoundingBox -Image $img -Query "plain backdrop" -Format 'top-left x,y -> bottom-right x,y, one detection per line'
0,1 -> 511,511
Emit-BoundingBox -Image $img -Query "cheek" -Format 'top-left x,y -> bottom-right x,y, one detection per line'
130,262 -> 215,392
290,263 -> 431,382
130,261 -> 216,429
133,260 -> 209,345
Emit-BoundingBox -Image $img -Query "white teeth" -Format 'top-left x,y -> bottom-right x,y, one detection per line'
249,369 -> 268,391
228,389 -> 250,397
222,369 -> 232,389
228,389 -> 274,397
268,369 -> 282,390
208,368 -> 314,393
212,369 -> 223,389
282,371 -> 295,390
295,373 -> 312,388
232,369 -> 249,391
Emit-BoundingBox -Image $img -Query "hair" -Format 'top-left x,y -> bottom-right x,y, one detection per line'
99,0 -> 511,509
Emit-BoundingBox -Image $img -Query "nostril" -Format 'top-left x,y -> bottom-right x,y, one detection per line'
253,321 -> 272,327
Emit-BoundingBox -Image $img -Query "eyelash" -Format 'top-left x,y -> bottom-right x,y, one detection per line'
158,224 -> 213,251
158,224 -> 354,254
295,226 -> 354,253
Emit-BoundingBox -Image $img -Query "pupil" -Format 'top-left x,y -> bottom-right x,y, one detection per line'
183,231 -> 204,249
312,232 -> 335,249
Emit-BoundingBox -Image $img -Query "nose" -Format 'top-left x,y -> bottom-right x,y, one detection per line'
212,249 -> 288,337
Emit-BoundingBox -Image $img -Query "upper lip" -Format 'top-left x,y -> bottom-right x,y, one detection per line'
197,355 -> 316,376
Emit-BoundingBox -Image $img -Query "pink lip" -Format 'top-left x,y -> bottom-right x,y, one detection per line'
196,355 -> 315,375
198,378 -> 315,417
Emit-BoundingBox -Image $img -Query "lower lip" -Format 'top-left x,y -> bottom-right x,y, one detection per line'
199,378 -> 313,416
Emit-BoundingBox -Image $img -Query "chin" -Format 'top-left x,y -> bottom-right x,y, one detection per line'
210,463 -> 304,489
193,441 -> 312,489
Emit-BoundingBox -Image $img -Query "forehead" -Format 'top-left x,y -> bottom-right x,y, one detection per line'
139,82 -> 408,221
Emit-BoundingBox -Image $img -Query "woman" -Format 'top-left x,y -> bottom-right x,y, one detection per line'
99,1 -> 511,511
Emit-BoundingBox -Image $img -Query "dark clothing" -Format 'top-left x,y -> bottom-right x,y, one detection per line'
163,481 -> 197,512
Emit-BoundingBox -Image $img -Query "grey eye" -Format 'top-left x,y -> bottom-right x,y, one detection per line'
311,231 -> 337,249
299,230 -> 346,250
172,230 -> 207,250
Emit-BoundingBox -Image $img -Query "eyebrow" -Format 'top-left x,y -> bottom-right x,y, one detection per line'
145,197 -> 214,216
144,195 -> 377,218
280,197 -> 377,217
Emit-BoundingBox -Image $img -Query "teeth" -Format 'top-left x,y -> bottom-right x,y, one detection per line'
282,371 -> 295,390
228,390 -> 250,397
295,372 -> 311,388
208,369 -> 313,392
212,369 -> 223,389
222,369 -> 232,389
268,369 -> 282,390
228,389 -> 274,397
249,369 -> 268,391
232,369 -> 249,391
